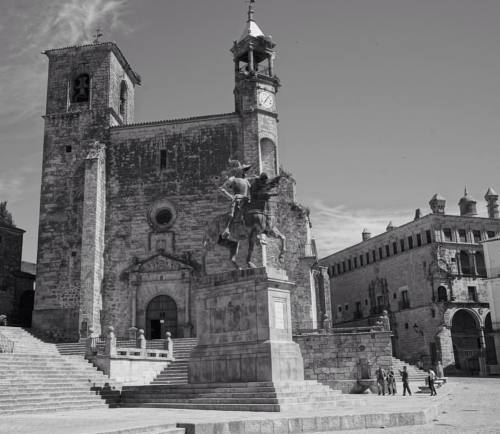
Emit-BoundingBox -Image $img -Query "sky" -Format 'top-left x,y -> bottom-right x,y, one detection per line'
2,0 -> 500,263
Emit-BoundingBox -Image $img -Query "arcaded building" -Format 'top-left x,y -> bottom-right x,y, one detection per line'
320,190 -> 500,375
32,6 -> 325,341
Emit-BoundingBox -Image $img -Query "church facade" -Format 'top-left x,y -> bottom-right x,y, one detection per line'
32,7 -> 328,341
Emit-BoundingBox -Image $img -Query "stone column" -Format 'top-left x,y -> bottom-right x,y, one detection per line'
79,143 -> 106,337
248,45 -> 254,73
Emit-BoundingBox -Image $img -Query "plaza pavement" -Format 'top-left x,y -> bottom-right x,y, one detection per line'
1,378 -> 496,434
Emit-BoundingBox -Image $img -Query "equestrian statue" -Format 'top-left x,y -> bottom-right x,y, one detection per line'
202,160 -> 286,270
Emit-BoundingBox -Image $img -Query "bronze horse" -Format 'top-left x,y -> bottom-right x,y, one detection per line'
202,174 -> 286,270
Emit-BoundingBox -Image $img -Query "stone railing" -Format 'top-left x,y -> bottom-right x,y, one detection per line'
0,332 -> 14,353
85,326 -> 175,361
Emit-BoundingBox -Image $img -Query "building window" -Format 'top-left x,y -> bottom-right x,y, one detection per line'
342,261 -> 346,273
443,228 -> 453,242
354,257 -> 358,268
160,150 -> 167,169
408,236 -> 414,249
426,230 -> 432,243
360,255 -> 364,266
460,251 -> 473,275
344,304 -> 349,311
400,290 -> 410,309
458,229 -> 467,243
416,233 -> 422,247
348,259 -> 352,271
65,145 -> 72,153
487,231 -> 496,239
476,252 -> 487,277
365,299 -> 368,305
405,322 -> 409,329
393,292 -> 397,299
468,286 -> 478,302
472,230 -> 482,243
393,241 -> 398,255
372,250 -> 376,262
355,301 -> 362,319
437,286 -> 447,302
119,80 -> 128,117
431,309 -> 436,318
338,305 -> 342,312
378,247 -> 383,259
400,239 -> 405,252
72,73 -> 90,103
385,245 -> 390,257
366,252 -> 370,264
337,264 -> 341,275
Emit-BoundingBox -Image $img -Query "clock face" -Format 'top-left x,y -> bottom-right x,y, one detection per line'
259,91 -> 274,109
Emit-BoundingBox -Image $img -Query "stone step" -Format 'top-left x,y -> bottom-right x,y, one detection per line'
0,398 -> 106,411
0,401 -> 107,416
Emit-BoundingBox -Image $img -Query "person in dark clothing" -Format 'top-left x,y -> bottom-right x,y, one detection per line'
386,369 -> 397,395
399,366 -> 412,396
376,366 -> 386,395
427,369 -> 437,396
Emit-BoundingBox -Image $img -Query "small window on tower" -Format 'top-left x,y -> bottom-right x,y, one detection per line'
65,145 -> 72,153
119,81 -> 128,117
160,150 -> 167,169
72,73 -> 90,103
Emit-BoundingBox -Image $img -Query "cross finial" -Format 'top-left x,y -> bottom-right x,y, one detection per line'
247,0 -> 255,22
92,28 -> 103,44
464,186 -> 468,196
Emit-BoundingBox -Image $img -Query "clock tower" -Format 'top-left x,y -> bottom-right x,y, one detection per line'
232,0 -> 280,176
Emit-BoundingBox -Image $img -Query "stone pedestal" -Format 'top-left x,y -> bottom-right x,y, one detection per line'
188,267 -> 304,384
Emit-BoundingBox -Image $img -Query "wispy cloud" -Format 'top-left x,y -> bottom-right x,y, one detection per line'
0,161 -> 40,204
310,200 -> 413,258
0,0 -> 130,125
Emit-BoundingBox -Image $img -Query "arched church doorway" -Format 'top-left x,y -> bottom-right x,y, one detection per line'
451,309 -> 481,374
18,290 -> 34,327
485,313 -> 498,366
146,295 -> 178,339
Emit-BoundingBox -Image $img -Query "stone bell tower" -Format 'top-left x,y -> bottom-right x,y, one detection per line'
33,41 -> 140,341
232,0 -> 280,177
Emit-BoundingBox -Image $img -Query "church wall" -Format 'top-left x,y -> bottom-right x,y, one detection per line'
103,115 -> 242,337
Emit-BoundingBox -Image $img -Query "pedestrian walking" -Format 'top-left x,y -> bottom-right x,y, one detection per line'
428,369 -> 437,396
399,366 -> 412,396
376,366 -> 386,395
386,369 -> 397,395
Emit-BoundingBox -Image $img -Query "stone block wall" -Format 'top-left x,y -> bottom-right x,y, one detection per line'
294,330 -> 393,393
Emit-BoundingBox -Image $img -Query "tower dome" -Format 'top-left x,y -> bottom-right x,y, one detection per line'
458,188 -> 477,216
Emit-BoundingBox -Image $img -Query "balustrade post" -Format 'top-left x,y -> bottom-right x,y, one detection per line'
164,331 -> 174,359
137,329 -> 146,357
85,326 -> 98,359
128,326 -> 137,341
105,326 -> 116,357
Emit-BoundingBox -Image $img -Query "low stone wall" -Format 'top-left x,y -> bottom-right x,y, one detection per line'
294,328 -> 393,393
93,355 -> 169,385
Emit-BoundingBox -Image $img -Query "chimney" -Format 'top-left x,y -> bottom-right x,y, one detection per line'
386,221 -> 395,231
429,193 -> 446,214
485,187 -> 499,219
362,228 -> 371,241
414,208 -> 422,221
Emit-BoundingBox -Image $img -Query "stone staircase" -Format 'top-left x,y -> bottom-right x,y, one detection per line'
0,326 -> 121,415
121,380 -> 365,412
391,356 -> 428,382
150,338 -> 197,385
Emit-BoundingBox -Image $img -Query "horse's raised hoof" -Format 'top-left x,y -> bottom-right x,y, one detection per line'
247,261 -> 257,268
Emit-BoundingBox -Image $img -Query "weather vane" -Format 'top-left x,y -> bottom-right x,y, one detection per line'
247,0 -> 255,22
92,28 -> 103,44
